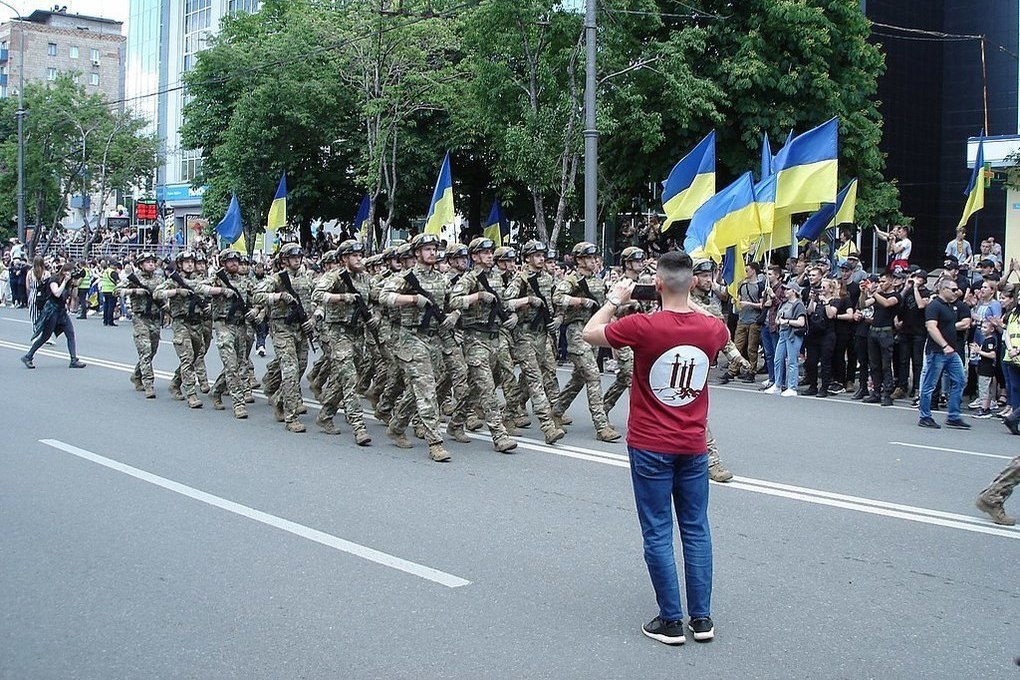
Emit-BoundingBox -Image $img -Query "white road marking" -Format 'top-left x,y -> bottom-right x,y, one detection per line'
889,441 -> 1014,461
1,316 -> 31,324
39,439 -> 471,588
2,339 -> 1014,541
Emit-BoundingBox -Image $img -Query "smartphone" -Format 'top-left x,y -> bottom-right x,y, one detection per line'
631,283 -> 658,301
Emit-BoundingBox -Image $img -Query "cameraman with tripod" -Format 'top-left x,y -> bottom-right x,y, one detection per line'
20,264 -> 87,369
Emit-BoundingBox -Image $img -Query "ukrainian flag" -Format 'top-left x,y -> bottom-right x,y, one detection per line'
959,135 -> 985,228
770,213 -> 794,251
775,118 -> 838,213
760,132 -> 773,182
354,194 -> 371,242
483,199 -> 507,247
796,179 -> 858,242
424,152 -> 455,236
684,171 -> 760,259
753,172 -> 777,237
266,172 -> 287,253
661,131 -> 716,231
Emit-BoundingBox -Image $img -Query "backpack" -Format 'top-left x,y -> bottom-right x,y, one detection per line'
34,277 -> 51,311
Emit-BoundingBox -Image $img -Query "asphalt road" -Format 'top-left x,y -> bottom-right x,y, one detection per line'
1,308 -> 1017,679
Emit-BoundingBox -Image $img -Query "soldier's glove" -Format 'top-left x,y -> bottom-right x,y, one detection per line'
477,291 -> 496,304
440,311 -> 460,331
280,292 -> 296,304
528,296 -> 543,308
301,319 -> 315,334
547,316 -> 562,333
582,298 -> 597,309
223,288 -> 235,298
244,309 -> 258,321
178,288 -> 192,297
414,294 -> 432,308
313,308 -> 325,321
502,313 -> 519,331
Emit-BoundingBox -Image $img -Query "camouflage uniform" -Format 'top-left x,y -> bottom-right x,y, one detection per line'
381,248 -> 452,461
552,244 -> 619,441
196,251 -> 253,418
437,264 -> 470,416
603,248 -> 656,413
254,246 -> 316,431
193,253 -> 213,392
494,255 -> 527,423
154,256 -> 206,407
117,256 -> 163,398
976,456 -> 1020,525
373,250 -> 410,421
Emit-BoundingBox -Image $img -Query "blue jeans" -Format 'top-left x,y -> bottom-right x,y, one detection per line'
773,328 -> 803,390
760,325 -> 778,383
1004,363 -> 1020,410
918,351 -> 965,420
628,447 -> 712,622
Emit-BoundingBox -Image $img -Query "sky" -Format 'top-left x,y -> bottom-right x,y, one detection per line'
2,0 -> 130,31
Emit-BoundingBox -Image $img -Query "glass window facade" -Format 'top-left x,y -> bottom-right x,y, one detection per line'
183,0 -> 212,72
180,148 -> 202,182
89,47 -> 100,63
47,42 -> 56,56
226,0 -> 259,15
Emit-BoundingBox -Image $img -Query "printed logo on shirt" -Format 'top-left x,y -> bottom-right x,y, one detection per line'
649,344 -> 710,407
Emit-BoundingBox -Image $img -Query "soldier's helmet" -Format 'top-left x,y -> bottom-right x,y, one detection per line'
494,246 -> 517,262
572,241 -> 598,257
434,249 -> 447,262
338,239 -> 365,257
137,251 -> 158,263
396,243 -> 414,259
175,250 -> 196,263
320,250 -> 338,265
410,233 -> 441,252
467,236 -> 496,254
446,243 -> 468,259
219,249 -> 242,263
381,246 -> 396,261
277,243 -> 304,261
194,250 -> 208,263
692,258 -> 715,274
621,246 -> 647,263
520,240 -> 547,258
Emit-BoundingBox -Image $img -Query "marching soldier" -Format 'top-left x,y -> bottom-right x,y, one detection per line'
118,251 -> 163,399
380,233 -> 456,462
603,246 -> 654,413
154,251 -> 206,409
437,243 -> 470,417
552,242 -> 621,442
193,250 -> 213,393
254,243 -> 317,433
494,246 -> 529,427
446,237 -> 518,452
311,240 -> 374,445
307,250 -> 339,400
196,249 -> 255,419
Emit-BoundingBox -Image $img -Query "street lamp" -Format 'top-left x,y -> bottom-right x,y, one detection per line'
0,1 -> 25,245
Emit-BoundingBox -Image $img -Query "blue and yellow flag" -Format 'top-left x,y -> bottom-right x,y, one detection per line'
959,135 -> 985,228
354,194 -> 371,242
760,132 -> 773,182
661,131 -> 715,231
425,152 -> 455,236
215,194 -> 243,245
684,171 -> 760,259
774,118 -> 838,213
266,172 -> 287,254
483,199 -> 508,247
753,172 -> 777,237
796,178 -> 858,242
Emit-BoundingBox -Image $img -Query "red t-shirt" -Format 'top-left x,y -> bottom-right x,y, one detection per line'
605,310 -> 728,455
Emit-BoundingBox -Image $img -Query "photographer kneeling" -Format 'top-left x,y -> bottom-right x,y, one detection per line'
20,264 -> 87,369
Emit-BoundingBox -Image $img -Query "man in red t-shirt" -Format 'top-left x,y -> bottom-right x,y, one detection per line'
583,250 -> 728,646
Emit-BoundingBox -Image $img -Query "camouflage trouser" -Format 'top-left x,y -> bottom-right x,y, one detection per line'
131,317 -> 161,389
308,319 -> 331,391
357,327 -> 388,396
526,329 -> 560,407
495,331 -> 526,418
511,329 -> 557,427
437,330 -> 469,410
376,321 -> 406,418
211,320 -> 247,404
706,424 -> 724,470
268,320 -> 309,423
319,325 -> 367,431
449,330 -> 510,442
195,318 -> 212,385
390,330 -> 445,445
244,322 -> 257,387
169,320 -> 204,397
603,345 -> 634,413
980,456 -> 1020,505
263,356 -> 281,399
554,323 -> 609,429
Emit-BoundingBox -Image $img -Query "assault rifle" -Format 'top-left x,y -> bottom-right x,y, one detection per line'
216,270 -> 250,323
527,273 -> 552,331
403,271 -> 447,332
338,270 -> 380,343
169,270 -> 209,320
127,272 -> 156,319
279,271 -> 318,352
477,272 -> 510,329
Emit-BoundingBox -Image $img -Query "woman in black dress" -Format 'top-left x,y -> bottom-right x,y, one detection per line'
20,263 -> 87,369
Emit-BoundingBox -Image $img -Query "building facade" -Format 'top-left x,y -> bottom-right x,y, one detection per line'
0,9 -> 125,104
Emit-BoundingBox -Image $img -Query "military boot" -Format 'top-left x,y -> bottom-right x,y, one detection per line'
502,418 -> 518,437
446,426 -> 472,443
557,413 -> 573,425
316,413 -> 341,435
199,380 -> 211,394
374,407 -> 391,425
187,395 -> 203,409
354,427 -> 372,446
542,424 -> 566,445
512,414 -> 532,428
428,443 -> 451,462
494,436 -> 518,453
286,420 -> 306,433
169,385 -> 184,401
130,373 -> 143,391
441,399 -> 455,416
466,415 -> 485,431
211,394 -> 225,410
244,391 -> 255,404
233,404 -> 248,420
387,427 -> 413,449
595,426 -> 622,442
414,424 -> 427,440
144,386 -> 156,399
976,495 -> 1016,526
295,402 -> 308,415
271,397 -> 285,422
709,463 -> 734,483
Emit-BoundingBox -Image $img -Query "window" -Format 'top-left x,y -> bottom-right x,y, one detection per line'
70,45 -> 79,58
46,67 -> 56,81
226,0 -> 258,14
47,43 -> 57,56
1,41 -> 8,51
180,148 -> 203,182
182,0 -> 212,71
89,72 -> 99,86
89,48 -> 100,63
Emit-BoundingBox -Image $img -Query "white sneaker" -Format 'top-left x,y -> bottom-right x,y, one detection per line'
968,398 -> 983,409
760,378 -> 772,385
763,385 -> 780,395
781,388 -> 797,397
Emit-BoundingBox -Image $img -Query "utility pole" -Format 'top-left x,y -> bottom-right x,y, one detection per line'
0,4 -> 27,244
582,0 -> 597,245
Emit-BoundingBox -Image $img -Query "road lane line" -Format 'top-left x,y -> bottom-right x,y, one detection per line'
39,438 -> 472,588
1,316 -> 31,324
889,441 -> 1013,461
4,340 -> 1014,540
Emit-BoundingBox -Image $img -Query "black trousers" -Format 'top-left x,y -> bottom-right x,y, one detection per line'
102,292 -> 117,325
833,333 -> 852,385
854,334 -> 870,388
896,332 -> 925,392
804,331 -> 836,392
869,330 -> 896,397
